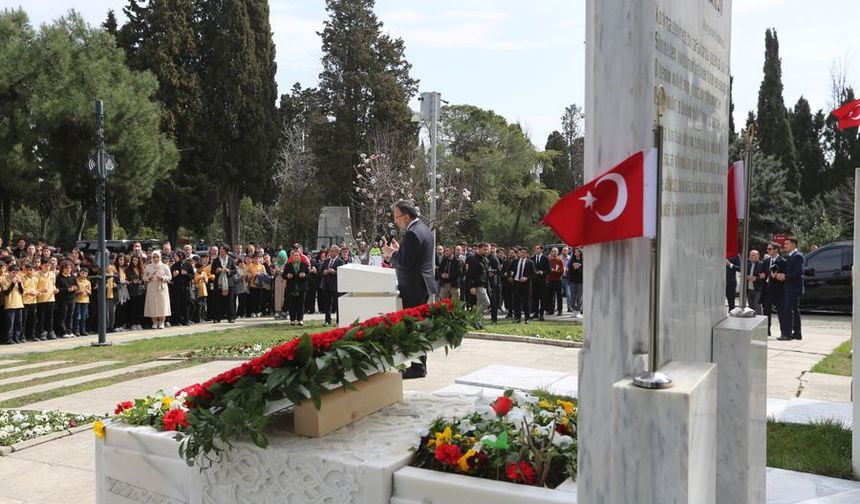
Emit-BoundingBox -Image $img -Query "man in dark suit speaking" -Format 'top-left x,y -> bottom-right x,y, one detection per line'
776,237 -> 805,341
383,199 -> 437,378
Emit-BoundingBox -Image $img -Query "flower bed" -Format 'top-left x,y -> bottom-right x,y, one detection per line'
1,409 -> 98,446
412,389 -> 577,488
98,299 -> 472,467
179,342 -> 273,359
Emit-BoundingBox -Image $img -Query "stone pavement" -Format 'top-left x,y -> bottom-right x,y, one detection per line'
0,313 -> 853,503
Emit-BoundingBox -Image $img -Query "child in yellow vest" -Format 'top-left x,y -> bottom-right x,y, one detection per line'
74,269 -> 92,336
2,264 -> 25,344
36,260 -> 58,340
105,263 -> 117,332
21,261 -> 39,342
193,256 -> 209,323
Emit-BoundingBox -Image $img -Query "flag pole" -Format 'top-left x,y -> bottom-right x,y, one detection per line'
633,86 -> 673,390
730,123 -> 757,318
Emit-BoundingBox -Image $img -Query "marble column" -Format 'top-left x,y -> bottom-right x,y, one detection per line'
610,361 -> 717,504
853,170 -> 860,479
580,1 -> 732,501
712,316 -> 767,503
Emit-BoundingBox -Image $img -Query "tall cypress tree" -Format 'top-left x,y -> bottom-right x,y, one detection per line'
315,0 -> 418,208
756,28 -> 799,194
118,0 -> 209,242
542,131 -> 573,193
198,0 -> 278,245
788,96 -> 827,201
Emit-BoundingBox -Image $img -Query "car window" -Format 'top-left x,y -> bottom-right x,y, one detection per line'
806,248 -> 842,272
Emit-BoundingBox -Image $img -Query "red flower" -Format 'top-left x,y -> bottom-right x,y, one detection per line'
555,423 -> 572,436
178,384 -> 213,407
434,443 -> 462,465
114,400 -> 134,415
492,396 -> 513,416
506,460 -> 537,485
162,408 -> 189,432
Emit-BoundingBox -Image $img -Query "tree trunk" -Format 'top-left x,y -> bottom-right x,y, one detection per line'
166,223 -> 179,248
76,206 -> 88,242
509,207 -> 523,245
222,187 -> 240,247
1,193 -> 10,246
105,190 -> 114,240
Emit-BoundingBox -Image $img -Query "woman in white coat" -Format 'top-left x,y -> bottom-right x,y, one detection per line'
143,251 -> 172,328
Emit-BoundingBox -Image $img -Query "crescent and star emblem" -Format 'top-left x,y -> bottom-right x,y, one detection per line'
579,173 -> 628,222
849,104 -> 860,121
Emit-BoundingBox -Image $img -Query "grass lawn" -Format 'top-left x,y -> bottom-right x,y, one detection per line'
767,419 -> 855,480
0,322 -> 319,408
475,318 -> 583,342
810,340 -> 852,376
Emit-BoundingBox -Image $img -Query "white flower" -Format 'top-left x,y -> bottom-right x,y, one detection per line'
552,434 -> 574,448
480,434 -> 497,444
458,419 -> 476,434
507,406 -> 527,425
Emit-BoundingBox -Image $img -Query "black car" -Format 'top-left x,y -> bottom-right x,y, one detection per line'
800,241 -> 852,314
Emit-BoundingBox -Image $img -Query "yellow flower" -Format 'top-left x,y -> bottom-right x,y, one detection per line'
93,420 -> 105,440
457,449 -> 476,472
161,396 -> 174,410
434,426 -> 453,447
558,415 -> 570,425
556,400 -> 575,415
538,399 -> 553,409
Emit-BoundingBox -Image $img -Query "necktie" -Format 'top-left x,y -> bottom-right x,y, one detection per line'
517,259 -> 524,280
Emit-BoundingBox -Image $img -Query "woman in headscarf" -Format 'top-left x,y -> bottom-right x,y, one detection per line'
272,249 -> 288,320
143,251 -> 172,329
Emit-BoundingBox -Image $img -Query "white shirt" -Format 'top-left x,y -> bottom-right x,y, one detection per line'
515,259 -> 525,281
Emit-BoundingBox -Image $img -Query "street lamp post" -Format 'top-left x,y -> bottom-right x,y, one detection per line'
89,99 -> 115,347
420,92 -> 441,300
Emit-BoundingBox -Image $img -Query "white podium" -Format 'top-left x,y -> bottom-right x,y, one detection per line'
337,264 -> 401,327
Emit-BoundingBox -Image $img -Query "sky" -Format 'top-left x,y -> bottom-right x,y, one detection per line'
13,0 -> 860,148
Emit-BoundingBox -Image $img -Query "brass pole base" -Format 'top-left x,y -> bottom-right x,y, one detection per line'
632,371 -> 673,389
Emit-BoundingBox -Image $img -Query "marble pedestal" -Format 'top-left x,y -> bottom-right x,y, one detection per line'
713,316 -> 767,504
337,264 -> 401,328
610,361 -> 717,504
852,170 -> 860,479
95,392 -> 476,504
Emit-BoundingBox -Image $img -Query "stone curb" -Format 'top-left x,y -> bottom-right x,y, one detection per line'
0,421 -> 97,456
465,332 -> 583,348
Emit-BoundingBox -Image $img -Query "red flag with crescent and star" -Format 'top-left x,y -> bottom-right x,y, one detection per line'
831,98 -> 860,130
541,148 -> 657,246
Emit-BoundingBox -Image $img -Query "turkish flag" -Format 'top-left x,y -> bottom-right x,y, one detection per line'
542,149 -> 657,246
725,160 -> 744,258
831,98 -> 860,130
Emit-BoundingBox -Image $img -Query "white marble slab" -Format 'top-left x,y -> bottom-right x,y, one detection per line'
766,467 -> 860,504
338,263 -> 398,293
390,466 -> 576,504
794,490 -> 860,504
339,295 -> 401,328
432,383 -> 507,398
773,398 -> 853,429
547,375 -> 579,398
96,392 -> 478,504
579,0 -> 733,500
610,361 -> 717,504
454,365 -> 569,392
853,170 -> 860,478
767,398 -> 791,419
713,315 -> 767,504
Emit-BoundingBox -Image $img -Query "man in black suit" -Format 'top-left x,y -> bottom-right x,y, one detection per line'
383,199 -> 437,379
530,244 -> 550,321
762,242 -> 785,337
744,249 -> 766,314
776,237 -> 805,340
725,254 -> 740,311
511,247 -> 535,324
438,247 -> 462,301
319,246 -> 343,326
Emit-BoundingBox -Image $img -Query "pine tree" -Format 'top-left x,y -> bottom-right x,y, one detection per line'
756,28 -> 799,194
197,0 -> 279,245
747,147 -> 801,247
102,9 -> 118,38
542,131 -> 573,193
315,0 -> 418,208
788,96 -> 827,201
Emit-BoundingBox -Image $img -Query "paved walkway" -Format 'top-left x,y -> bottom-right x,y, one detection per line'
0,312 -> 853,503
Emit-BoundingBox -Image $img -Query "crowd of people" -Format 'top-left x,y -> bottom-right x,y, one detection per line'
0,234 -> 586,344
726,237 -> 805,341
